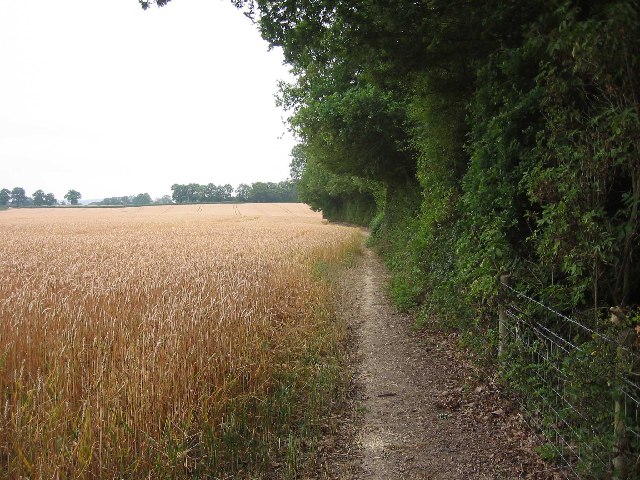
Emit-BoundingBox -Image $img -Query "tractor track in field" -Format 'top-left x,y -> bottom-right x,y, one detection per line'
316,248 -> 568,480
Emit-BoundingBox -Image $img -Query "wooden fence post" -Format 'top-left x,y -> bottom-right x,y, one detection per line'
613,392 -> 626,480
498,274 -> 511,358
611,307 -> 635,479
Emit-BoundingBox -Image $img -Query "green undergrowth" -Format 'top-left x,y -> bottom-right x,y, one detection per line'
178,332 -> 347,479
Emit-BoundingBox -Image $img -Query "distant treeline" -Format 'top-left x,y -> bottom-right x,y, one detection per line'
0,187 -> 80,206
1,181 -> 299,208
92,193 -> 166,206
170,181 -> 297,204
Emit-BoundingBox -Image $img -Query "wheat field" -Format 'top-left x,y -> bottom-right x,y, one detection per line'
0,204 -> 362,478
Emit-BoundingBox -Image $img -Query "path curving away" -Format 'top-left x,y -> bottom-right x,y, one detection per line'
320,248 -> 562,480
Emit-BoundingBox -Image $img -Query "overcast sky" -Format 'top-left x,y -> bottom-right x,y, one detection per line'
0,0 -> 296,200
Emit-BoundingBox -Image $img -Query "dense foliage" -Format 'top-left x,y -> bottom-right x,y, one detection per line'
292,144 -> 380,224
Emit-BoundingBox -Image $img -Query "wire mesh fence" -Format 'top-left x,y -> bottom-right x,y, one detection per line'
500,280 -> 640,479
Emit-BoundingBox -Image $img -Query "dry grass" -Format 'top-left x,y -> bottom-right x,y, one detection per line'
0,204 -> 363,478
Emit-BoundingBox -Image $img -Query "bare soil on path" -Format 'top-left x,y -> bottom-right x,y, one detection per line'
319,248 -> 564,479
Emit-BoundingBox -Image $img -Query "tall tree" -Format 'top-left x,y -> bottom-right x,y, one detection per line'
133,193 -> 152,205
185,183 -> 203,203
32,189 -> 46,206
0,188 -> 10,206
236,184 -> 250,202
44,193 -> 57,206
10,187 -> 27,207
222,184 -> 234,201
171,184 -> 187,203
64,189 -> 82,205
201,183 -> 220,202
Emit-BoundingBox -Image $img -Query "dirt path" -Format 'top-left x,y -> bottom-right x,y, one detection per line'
321,248 -> 561,479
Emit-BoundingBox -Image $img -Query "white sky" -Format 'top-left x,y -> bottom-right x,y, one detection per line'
0,0 -> 296,200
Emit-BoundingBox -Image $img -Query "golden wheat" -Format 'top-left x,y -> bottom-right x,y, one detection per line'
0,204 -> 362,478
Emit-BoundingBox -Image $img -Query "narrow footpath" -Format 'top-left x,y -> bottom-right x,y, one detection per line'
320,248 -> 564,479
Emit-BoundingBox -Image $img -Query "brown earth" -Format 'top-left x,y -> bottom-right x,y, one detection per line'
316,248 -> 570,479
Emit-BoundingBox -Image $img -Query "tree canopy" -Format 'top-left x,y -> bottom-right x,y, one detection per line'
10,187 -> 27,207
64,190 -> 82,205
0,189 -> 11,206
